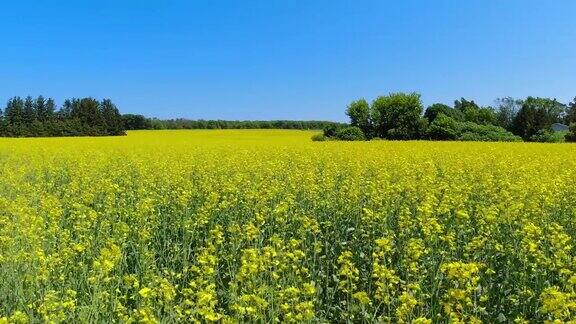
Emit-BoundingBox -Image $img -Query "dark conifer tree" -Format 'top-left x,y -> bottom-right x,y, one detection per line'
22,96 -> 36,125
5,97 -> 24,126
59,99 -> 73,119
71,97 -> 105,133
45,98 -> 56,120
34,95 -> 48,121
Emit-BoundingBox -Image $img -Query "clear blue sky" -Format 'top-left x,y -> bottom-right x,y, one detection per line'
1,1 -> 575,121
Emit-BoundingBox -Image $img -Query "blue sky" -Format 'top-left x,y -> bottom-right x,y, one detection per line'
1,1 -> 575,121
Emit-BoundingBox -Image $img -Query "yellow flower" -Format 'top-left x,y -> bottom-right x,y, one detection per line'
139,287 -> 154,299
352,291 -> 372,305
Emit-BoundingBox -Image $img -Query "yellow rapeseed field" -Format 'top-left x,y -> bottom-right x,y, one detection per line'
1,130 -> 576,323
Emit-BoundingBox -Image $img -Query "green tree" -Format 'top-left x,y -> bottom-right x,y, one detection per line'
454,98 -> 479,111
565,123 -> 576,142
45,98 -> 56,119
424,103 -> 462,123
22,96 -> 36,125
494,97 -> 522,130
565,97 -> 576,125
70,97 -> 105,133
59,99 -> 73,119
4,97 -> 24,126
34,96 -> 46,121
513,97 -> 566,140
100,99 -> 125,135
372,92 -> 424,139
35,96 -> 55,122
345,99 -> 373,138
122,114 -> 152,130
455,98 -> 496,125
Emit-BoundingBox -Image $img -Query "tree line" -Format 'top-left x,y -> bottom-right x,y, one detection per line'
1,96 -> 125,137
318,93 -> 576,142
6,93 -> 575,141
121,114 -> 344,131
0,95 -> 344,137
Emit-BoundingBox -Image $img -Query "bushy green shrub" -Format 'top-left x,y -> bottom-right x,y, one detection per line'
323,124 -> 342,138
457,122 -> 521,142
311,133 -> 327,141
334,126 -> 365,141
425,114 -> 520,142
530,129 -> 567,143
427,114 -> 458,140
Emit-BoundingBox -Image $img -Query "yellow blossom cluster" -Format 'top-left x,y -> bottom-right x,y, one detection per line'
0,129 -> 575,322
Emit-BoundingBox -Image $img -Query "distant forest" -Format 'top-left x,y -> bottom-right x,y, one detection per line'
3,94 -> 576,142
121,114 -> 344,131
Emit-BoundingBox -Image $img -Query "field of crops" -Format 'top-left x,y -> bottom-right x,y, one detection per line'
1,130 -> 575,323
